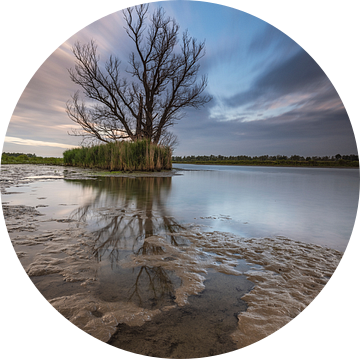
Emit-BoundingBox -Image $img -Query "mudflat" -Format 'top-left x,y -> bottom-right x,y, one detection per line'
1,164 -> 343,358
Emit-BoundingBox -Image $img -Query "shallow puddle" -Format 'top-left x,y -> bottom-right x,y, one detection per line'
109,269 -> 254,358
93,262 -> 182,310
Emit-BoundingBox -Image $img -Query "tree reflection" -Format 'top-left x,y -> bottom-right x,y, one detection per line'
67,176 -> 186,306
128,265 -> 175,308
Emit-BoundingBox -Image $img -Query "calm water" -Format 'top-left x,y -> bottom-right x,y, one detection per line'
171,164 -> 359,251
4,164 -> 359,252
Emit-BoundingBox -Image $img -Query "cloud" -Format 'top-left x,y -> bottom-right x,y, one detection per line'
250,23 -> 300,54
4,136 -> 79,150
256,49 -> 327,94
224,49 -> 329,110
172,89 -> 356,157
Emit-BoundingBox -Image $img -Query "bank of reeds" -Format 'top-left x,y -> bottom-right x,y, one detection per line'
63,140 -> 172,172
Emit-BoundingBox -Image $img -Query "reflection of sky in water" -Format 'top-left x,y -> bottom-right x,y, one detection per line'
4,180 -> 96,218
3,165 -> 359,252
170,165 -> 358,251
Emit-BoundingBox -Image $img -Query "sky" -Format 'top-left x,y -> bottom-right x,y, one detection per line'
2,0 -> 358,157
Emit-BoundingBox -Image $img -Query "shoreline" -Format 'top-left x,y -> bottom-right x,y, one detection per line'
173,162 -> 359,169
0,164 -> 182,193
1,163 -> 182,177
88,168 -> 182,178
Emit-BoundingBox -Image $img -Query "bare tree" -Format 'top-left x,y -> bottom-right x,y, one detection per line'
66,4 -> 212,145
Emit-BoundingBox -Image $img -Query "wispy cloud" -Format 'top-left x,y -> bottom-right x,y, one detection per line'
220,50 -> 331,112
5,136 -> 79,150
207,45 -> 346,135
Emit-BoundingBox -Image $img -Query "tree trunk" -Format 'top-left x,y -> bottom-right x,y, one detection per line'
136,95 -> 143,140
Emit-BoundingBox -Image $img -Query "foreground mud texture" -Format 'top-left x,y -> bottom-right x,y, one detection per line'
1,164 -> 343,358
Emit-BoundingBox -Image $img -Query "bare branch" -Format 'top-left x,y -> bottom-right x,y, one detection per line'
158,130 -> 179,151
67,5 -> 212,145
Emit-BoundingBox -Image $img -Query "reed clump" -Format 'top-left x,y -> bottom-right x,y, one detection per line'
63,140 -> 172,172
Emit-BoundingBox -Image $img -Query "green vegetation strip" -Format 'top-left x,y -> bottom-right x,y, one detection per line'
2,151 -> 358,168
1,153 -> 63,165
173,160 -> 358,167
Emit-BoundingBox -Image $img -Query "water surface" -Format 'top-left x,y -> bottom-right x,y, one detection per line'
4,164 -> 358,251
171,164 -> 359,251
1,164 -> 356,356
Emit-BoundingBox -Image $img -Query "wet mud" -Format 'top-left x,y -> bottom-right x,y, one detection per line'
1,164 -> 343,358
31,273 -> 87,300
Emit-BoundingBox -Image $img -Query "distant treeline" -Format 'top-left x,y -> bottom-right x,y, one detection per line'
172,154 -> 359,167
3,152 -> 37,158
1,152 -> 63,165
